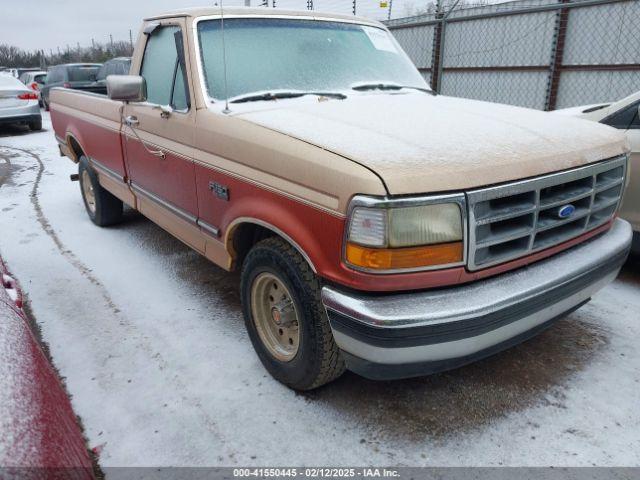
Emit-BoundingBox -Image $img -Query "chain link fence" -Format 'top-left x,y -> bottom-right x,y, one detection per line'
386,0 -> 640,110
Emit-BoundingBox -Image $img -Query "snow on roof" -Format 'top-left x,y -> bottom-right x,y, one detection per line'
144,6 -> 383,27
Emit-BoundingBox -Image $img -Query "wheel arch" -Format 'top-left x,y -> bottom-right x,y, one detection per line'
65,132 -> 86,163
225,217 -> 318,274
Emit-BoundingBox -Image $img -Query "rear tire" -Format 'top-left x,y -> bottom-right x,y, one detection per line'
28,118 -> 42,131
241,237 -> 345,390
78,156 -> 123,227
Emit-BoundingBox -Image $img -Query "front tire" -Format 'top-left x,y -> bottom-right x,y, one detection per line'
78,156 -> 123,227
241,237 -> 345,390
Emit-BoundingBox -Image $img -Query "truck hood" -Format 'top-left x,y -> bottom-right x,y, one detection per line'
233,93 -> 629,195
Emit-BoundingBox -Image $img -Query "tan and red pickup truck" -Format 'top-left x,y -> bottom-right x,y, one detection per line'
51,7 -> 632,390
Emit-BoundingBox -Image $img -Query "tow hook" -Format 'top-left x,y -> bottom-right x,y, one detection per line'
70,173 -> 79,182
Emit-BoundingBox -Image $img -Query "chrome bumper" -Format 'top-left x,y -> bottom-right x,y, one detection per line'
322,219 -> 632,380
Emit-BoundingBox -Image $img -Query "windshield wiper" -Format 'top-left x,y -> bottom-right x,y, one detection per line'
229,91 -> 347,104
351,82 -> 436,95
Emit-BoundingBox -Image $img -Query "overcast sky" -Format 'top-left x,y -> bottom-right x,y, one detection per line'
1,0 -> 431,52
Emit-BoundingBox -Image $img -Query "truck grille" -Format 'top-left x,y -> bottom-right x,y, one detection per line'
467,156 -> 627,271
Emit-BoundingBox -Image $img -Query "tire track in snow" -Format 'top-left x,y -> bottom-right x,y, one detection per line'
0,144 -> 121,315
0,151 -> 11,186
0,144 -> 231,457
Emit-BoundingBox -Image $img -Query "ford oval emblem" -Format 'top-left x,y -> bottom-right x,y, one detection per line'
558,204 -> 576,219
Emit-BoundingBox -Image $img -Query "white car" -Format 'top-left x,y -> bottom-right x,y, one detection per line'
18,70 -> 47,106
555,92 -> 640,253
0,73 -> 42,131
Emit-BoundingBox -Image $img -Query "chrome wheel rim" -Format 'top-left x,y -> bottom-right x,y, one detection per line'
81,170 -> 96,214
250,272 -> 300,362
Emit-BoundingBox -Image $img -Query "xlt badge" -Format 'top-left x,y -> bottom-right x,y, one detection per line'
209,181 -> 229,201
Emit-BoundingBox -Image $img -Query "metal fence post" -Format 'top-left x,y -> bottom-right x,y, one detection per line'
545,0 -> 571,111
430,0 -> 445,92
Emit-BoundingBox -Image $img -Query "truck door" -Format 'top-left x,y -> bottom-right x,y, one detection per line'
122,21 -> 203,251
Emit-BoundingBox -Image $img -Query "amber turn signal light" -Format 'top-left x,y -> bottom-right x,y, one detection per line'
346,241 -> 463,270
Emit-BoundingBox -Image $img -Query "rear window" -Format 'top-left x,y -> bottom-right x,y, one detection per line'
34,74 -> 46,84
68,66 -> 100,82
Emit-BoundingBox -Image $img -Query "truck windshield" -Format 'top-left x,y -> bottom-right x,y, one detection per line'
197,18 -> 427,101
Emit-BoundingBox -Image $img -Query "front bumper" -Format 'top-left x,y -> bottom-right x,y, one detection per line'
322,218 -> 632,380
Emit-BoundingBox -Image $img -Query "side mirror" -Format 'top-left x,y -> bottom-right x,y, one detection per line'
107,75 -> 146,102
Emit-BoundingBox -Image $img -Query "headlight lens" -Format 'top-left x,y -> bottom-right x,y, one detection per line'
388,203 -> 462,247
345,198 -> 465,272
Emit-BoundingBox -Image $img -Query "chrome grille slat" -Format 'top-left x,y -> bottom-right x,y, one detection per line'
476,229 -> 533,248
475,206 -> 537,225
540,189 -> 593,209
595,178 -> 624,193
466,156 -> 627,271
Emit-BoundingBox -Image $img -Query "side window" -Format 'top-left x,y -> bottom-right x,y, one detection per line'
140,25 -> 189,110
603,102 -> 640,130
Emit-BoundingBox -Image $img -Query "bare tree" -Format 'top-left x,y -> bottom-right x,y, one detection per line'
0,39 -> 133,69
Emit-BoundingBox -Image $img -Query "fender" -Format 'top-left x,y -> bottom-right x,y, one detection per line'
220,190 -> 346,276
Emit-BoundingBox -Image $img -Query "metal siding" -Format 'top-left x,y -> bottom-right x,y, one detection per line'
556,70 -> 640,108
442,12 -> 556,68
387,0 -> 638,110
563,1 -> 640,65
441,71 -> 549,109
393,25 -> 435,70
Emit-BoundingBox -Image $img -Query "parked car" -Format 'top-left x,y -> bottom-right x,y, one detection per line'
50,7 -> 632,390
554,92 -> 639,253
41,63 -> 102,111
16,67 -> 43,78
19,70 -> 47,106
0,73 -> 42,130
0,258 -> 94,475
95,57 -> 131,91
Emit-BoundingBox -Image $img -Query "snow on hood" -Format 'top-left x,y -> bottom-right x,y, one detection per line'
234,93 -> 629,195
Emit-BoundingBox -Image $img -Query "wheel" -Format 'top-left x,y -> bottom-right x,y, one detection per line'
28,118 -> 42,131
241,237 -> 345,390
78,156 -> 123,226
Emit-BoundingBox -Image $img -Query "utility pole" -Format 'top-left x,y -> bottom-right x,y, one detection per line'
307,0 -> 313,10
244,0 -> 251,5
129,29 -> 134,52
352,0 -> 356,15
110,34 -> 114,50
388,0 -> 393,20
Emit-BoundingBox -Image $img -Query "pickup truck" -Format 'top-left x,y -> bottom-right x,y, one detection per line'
51,7 -> 633,390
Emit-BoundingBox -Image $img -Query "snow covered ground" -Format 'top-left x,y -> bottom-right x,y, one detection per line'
0,113 -> 639,468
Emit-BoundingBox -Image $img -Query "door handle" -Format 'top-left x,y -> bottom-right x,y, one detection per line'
124,115 -> 139,127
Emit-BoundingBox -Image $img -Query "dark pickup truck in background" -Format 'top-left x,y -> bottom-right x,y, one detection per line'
41,63 -> 102,111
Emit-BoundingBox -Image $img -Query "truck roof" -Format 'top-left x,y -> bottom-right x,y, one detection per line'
144,6 -> 383,27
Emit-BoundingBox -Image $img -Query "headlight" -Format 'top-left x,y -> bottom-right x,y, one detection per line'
345,195 -> 466,272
